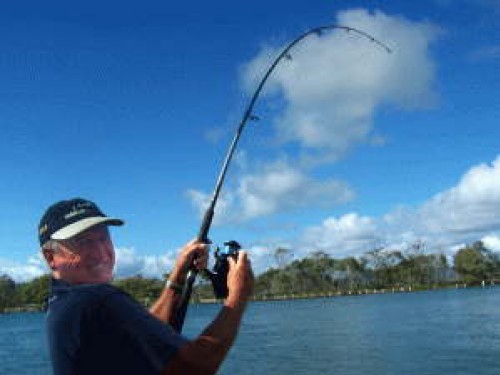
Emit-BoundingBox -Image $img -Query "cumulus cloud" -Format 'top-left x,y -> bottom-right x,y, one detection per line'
482,235 -> 500,251
416,157 -> 500,239
115,242 -> 290,277
0,255 -> 47,282
114,247 -> 176,279
5,156 -> 500,282
301,213 -> 380,258
190,9 -> 440,226
187,160 -> 355,224
241,8 -> 440,163
0,248 -> 179,282
300,156 -> 500,257
245,244 -> 279,274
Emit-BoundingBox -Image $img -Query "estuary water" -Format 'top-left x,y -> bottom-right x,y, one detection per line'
1,286 -> 499,375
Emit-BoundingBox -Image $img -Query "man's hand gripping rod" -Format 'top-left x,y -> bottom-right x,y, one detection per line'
171,25 -> 391,333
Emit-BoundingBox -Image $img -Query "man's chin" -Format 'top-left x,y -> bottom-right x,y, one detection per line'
89,267 -> 113,283
97,272 -> 113,283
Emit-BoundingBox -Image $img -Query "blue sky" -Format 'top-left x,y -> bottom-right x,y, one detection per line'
1,0 -> 499,281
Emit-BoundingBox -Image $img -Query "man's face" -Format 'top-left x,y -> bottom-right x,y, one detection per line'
46,225 -> 115,284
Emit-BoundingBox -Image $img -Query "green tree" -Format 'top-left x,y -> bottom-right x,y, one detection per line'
337,257 -> 368,291
16,274 -> 51,308
274,247 -> 292,269
113,275 -> 164,306
454,241 -> 498,284
0,274 -> 16,312
362,248 -> 405,288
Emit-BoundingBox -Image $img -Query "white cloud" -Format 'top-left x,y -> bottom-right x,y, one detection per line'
301,213 -> 380,258
188,9 -> 440,227
417,156 -> 500,241
482,235 -> 500,251
237,161 -> 354,218
300,156 -> 500,257
187,160 -> 355,224
245,244 -> 278,274
241,9 -> 440,163
0,248 -> 179,282
114,247 -> 177,279
0,255 -> 47,282
5,156 -> 500,283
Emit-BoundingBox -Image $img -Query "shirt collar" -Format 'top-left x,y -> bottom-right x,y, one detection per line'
50,277 -> 73,295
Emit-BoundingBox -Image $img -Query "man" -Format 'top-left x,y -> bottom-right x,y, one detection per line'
39,197 -> 254,375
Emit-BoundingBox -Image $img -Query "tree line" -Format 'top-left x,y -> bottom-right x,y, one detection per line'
1,240 -> 499,312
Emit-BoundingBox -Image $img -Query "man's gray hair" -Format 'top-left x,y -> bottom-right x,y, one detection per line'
42,240 -> 60,252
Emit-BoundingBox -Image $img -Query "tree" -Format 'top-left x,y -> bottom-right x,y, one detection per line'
274,247 -> 292,269
338,257 -> 365,273
113,275 -> 163,306
453,241 -> 499,284
362,248 -> 405,287
0,274 -> 16,312
16,274 -> 51,308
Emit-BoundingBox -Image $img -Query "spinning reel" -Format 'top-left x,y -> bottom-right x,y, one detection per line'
205,240 -> 241,299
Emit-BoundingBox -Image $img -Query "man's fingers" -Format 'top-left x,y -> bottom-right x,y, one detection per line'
186,242 -> 208,257
194,253 -> 208,270
227,251 -> 247,268
238,251 -> 248,262
240,252 -> 254,282
227,251 -> 253,279
237,251 -> 251,271
176,240 -> 210,273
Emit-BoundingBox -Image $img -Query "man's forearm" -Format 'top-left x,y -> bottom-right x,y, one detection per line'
162,248 -> 253,374
163,300 -> 247,375
152,240 -> 206,325
150,268 -> 186,324
200,300 -> 246,350
149,286 -> 181,325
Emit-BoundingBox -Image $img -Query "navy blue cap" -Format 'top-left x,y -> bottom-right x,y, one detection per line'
39,198 -> 123,246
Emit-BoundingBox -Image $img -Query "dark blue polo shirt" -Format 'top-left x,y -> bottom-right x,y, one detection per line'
46,278 -> 188,375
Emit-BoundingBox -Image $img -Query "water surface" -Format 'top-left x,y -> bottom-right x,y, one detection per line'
1,287 -> 499,375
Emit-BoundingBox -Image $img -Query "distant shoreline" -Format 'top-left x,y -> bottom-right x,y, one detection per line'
3,282 -> 497,314
197,283 -> 497,303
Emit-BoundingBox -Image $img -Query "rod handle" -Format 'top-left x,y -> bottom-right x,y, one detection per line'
197,206 -> 214,243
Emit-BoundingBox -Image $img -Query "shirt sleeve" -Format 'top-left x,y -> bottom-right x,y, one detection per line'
96,288 -> 189,373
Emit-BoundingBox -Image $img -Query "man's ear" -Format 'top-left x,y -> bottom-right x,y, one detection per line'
42,249 -> 57,270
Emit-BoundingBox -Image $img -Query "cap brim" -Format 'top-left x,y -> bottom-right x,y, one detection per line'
50,217 -> 124,240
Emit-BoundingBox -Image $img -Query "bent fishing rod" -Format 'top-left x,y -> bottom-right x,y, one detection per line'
172,24 -> 391,333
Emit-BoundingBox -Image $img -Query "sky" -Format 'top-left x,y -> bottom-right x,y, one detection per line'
0,0 -> 499,281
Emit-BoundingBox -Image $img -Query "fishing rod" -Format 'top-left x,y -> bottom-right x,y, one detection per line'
172,24 -> 391,333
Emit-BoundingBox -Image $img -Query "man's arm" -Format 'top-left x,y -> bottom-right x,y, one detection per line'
148,287 -> 181,327
162,251 -> 254,375
149,240 -> 208,325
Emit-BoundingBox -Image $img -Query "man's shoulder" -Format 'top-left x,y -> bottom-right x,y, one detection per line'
75,283 -> 138,312
48,281 -> 127,314
60,282 -> 123,301
73,282 -> 122,297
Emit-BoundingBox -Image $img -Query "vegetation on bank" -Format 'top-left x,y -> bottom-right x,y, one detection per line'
1,240 -> 500,313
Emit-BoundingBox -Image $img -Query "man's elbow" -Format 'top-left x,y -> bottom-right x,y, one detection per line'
162,337 -> 228,375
